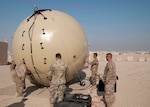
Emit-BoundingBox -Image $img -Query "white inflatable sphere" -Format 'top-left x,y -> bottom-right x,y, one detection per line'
12,10 -> 89,86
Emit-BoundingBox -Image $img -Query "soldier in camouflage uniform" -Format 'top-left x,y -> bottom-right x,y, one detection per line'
47,53 -> 68,107
10,60 -> 17,84
89,53 -> 99,86
10,59 -> 29,97
103,53 -> 116,107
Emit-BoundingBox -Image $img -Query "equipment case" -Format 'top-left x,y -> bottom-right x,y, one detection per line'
54,94 -> 91,107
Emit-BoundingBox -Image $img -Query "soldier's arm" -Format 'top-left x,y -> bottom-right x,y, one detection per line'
15,68 -> 22,79
108,63 -> 113,71
47,65 -> 53,81
108,63 -> 115,74
89,59 -> 98,65
107,63 -> 116,82
89,60 -> 94,65
103,68 -> 107,82
103,63 -> 108,83
66,66 -> 69,82
24,63 -> 31,75
95,59 -> 99,65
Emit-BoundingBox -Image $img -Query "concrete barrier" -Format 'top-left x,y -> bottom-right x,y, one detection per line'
138,57 -> 145,62
127,56 -> 133,61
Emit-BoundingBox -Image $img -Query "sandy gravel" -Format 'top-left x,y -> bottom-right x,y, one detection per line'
0,61 -> 150,107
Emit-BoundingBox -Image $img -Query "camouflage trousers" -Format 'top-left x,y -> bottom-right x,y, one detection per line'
15,78 -> 25,97
90,70 -> 97,85
49,84 -> 66,104
105,81 -> 115,107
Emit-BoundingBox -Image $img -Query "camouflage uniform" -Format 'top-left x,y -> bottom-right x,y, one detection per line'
10,60 -> 28,97
10,61 -> 18,83
90,57 -> 99,85
103,61 -> 116,107
47,60 -> 68,104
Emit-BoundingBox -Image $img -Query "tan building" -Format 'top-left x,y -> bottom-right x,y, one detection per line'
0,41 -> 8,65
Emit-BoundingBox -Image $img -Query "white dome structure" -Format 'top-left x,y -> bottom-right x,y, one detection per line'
12,9 -> 89,86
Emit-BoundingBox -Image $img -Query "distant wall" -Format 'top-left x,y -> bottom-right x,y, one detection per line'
0,42 -> 8,65
89,51 -> 150,62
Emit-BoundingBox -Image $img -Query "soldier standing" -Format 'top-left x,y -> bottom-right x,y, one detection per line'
10,59 -> 29,97
47,53 -> 68,107
89,53 -> 99,86
10,60 -> 17,86
103,53 -> 116,107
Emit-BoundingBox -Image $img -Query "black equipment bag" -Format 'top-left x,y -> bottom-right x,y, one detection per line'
115,76 -> 119,92
97,76 -> 119,93
114,82 -> 116,92
97,79 -> 105,92
54,94 -> 91,107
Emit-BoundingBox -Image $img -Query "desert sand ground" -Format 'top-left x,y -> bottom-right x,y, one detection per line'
0,60 -> 150,107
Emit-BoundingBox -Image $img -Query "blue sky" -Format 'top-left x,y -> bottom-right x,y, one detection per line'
0,0 -> 150,51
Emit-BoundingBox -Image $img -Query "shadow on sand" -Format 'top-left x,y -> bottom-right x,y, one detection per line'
6,98 -> 28,107
66,71 -> 86,86
24,85 -> 44,97
65,71 -> 86,94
